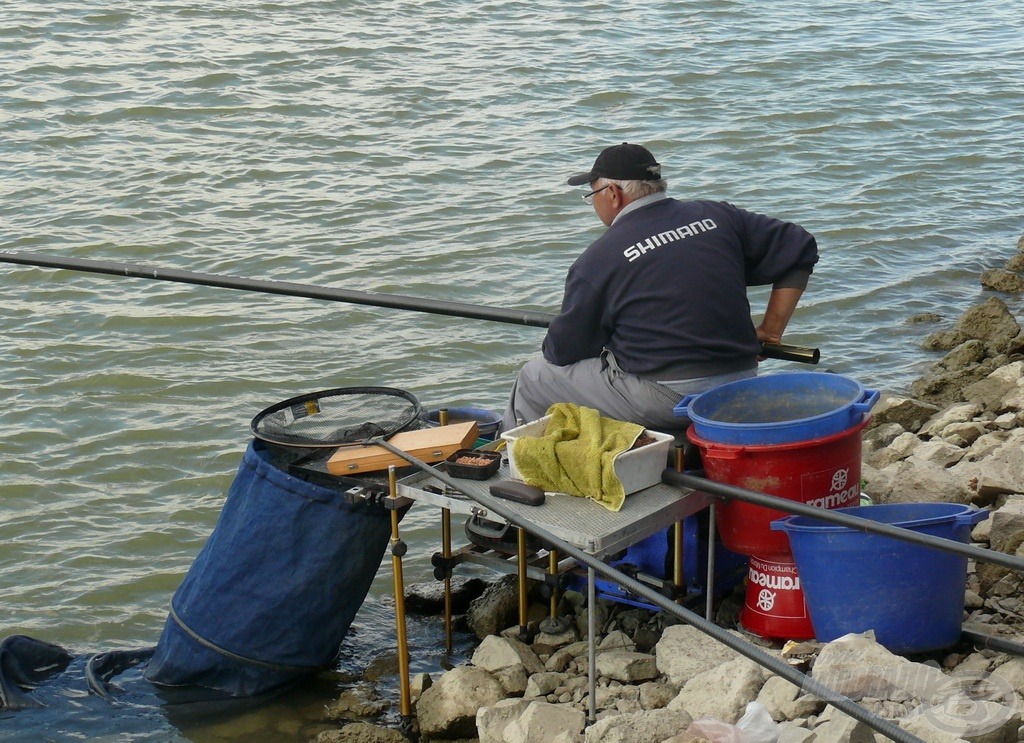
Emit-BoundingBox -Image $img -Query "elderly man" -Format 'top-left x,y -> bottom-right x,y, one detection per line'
502,142 -> 819,434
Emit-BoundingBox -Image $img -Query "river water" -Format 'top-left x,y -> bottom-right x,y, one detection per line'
1,2 -> 1022,740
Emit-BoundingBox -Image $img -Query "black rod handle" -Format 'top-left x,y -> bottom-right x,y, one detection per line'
761,342 -> 819,364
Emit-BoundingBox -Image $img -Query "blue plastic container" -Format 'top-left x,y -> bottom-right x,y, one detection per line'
771,503 -> 988,653
427,406 -> 503,441
674,372 -> 878,445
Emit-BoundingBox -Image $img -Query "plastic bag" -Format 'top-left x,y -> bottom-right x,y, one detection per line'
685,702 -> 778,743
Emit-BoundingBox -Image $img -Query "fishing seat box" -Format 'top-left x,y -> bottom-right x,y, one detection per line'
327,421 -> 479,475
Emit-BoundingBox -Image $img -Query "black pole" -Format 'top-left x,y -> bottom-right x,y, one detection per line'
0,250 -> 554,328
663,470 -> 1024,574
0,250 -> 817,362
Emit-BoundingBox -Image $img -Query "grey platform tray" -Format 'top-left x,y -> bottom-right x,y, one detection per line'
397,462 -> 711,559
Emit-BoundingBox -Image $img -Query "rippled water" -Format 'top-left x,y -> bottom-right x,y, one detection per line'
2,2 -> 1023,739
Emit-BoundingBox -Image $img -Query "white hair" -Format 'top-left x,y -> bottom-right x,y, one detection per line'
597,177 -> 668,198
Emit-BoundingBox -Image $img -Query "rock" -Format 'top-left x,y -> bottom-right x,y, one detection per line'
494,664 -> 530,695
908,439 -> 965,467
477,698 -> 533,743
638,680 -> 677,710
545,648 -> 574,673
812,706 -> 875,742
668,657 -> 766,724
523,671 -> 565,698
776,722 -> 818,742
939,422 -> 988,448
869,395 -> 940,434
324,686 -> 390,720
502,701 -> 585,743
757,675 -> 802,721
923,298 -> 1021,355
963,362 -> 1024,411
871,460 -> 970,505
472,634 -> 545,676
410,673 -> 432,702
416,666 -> 506,739
975,497 -> 1024,596
920,403 -> 985,437
863,422 -> 905,452
598,630 -> 636,652
981,269 -> 1024,294
811,633 -> 946,703
534,625 -> 577,649
655,624 -> 740,687
910,364 -> 997,409
467,575 -> 522,640
901,697 -> 1020,742
404,576 -> 487,615
313,722 -> 410,743
583,708 -> 694,743
952,432 -> 1024,502
595,649 -> 659,684
1006,253 -> 1024,272
780,694 -> 826,721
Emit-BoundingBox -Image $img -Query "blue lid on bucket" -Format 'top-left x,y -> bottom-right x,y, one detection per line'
674,372 -> 879,446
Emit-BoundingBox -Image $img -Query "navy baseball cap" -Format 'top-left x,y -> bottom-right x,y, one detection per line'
566,143 -> 662,186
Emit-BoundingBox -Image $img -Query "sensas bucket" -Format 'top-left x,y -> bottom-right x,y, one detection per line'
739,554 -> 815,640
688,416 -> 870,558
675,372 -> 878,446
771,503 -> 988,654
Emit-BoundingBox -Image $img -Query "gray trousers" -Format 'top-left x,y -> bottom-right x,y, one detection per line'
501,351 -> 756,435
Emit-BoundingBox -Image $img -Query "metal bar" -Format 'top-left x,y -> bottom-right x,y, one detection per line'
442,508 -> 453,656
705,502 -> 716,622
587,563 -> 597,725
517,527 -> 529,639
663,470 -> 1024,574
387,466 -> 412,721
0,250 -> 816,362
374,439 -> 922,743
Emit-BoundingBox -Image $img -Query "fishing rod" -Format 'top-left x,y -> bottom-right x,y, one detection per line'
0,250 -> 819,364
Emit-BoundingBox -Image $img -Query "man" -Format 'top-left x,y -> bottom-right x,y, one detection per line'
502,142 -> 818,434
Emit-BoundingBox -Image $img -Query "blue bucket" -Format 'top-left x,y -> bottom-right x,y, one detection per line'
674,372 -> 878,445
771,503 -> 988,653
427,406 -> 502,441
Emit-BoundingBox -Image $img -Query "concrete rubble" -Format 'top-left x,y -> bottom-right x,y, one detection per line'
316,236 -> 1024,742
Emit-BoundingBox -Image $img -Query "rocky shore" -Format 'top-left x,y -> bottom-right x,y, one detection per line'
314,236 -> 1024,743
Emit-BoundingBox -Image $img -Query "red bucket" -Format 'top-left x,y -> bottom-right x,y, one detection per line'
740,554 -> 814,640
688,417 -> 868,558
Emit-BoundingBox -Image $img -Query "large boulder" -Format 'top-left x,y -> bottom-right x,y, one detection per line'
922,297 -> 1021,354
654,624 -> 740,687
668,657 -> 766,724
416,666 -> 506,739
583,708 -> 694,743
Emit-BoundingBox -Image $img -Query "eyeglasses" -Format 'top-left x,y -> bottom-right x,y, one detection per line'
582,184 -> 612,204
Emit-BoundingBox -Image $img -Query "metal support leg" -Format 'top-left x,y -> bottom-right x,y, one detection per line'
673,521 -> 683,600
442,507 -> 453,655
517,526 -> 529,640
388,466 -> 412,722
705,502 -> 717,621
587,564 -> 597,725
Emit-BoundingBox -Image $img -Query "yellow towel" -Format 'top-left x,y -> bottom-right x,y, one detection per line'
510,403 -> 643,512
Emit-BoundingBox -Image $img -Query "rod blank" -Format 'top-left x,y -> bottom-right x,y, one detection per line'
0,250 -> 820,363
